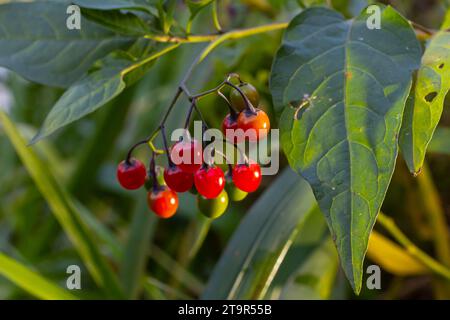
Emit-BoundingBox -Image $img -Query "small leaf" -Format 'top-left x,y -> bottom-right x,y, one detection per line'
0,251 -> 77,300
399,28 -> 450,174
186,0 -> 214,17
270,6 -> 421,293
265,210 -> 338,300
0,111 -> 123,298
202,168 -> 318,299
367,231 -> 429,276
31,43 -> 179,143
0,2 -> 136,87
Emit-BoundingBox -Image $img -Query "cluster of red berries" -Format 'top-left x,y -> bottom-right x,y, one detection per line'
117,80 -> 270,219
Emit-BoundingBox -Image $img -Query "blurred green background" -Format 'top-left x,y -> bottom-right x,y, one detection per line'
0,0 -> 450,300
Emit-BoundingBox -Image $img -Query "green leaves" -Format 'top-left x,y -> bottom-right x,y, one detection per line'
202,168 -> 318,299
270,6 -> 421,293
73,0 -> 157,13
0,252 -> 77,300
186,0 -> 214,18
0,2 -> 135,87
399,29 -> 450,174
30,43 -> 179,143
0,111 -> 123,298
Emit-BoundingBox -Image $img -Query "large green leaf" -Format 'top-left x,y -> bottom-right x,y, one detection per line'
0,251 -> 77,300
399,28 -> 450,174
0,1 -> 135,87
202,168 -> 318,299
120,196 -> 157,299
270,6 -> 421,293
73,0 -> 157,13
80,8 -> 155,36
30,43 -> 179,143
0,111 -> 123,298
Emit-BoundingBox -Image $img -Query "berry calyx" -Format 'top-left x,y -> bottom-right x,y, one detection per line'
229,82 -> 260,111
117,158 -> 147,190
170,138 -> 203,173
232,162 -> 262,193
237,108 -> 270,141
197,190 -> 229,219
225,178 -> 248,201
148,187 -> 179,218
194,165 -> 225,199
164,165 -> 194,193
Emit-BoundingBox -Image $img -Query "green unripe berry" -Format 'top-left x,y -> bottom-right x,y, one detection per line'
225,179 -> 248,201
229,82 -> 260,111
197,190 -> 229,219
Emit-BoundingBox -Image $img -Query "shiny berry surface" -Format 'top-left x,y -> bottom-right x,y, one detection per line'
148,187 -> 179,218
170,139 -> 202,173
225,178 -> 248,201
164,165 -> 194,193
237,108 -> 270,141
117,158 -> 146,190
229,82 -> 260,111
197,190 -> 229,219
232,162 -> 262,193
194,166 -> 225,199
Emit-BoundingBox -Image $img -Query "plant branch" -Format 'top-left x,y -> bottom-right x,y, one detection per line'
140,22 -> 286,151
145,22 -> 288,44
377,213 -> 450,281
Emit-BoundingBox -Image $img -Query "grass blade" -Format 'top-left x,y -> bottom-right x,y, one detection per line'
0,251 -> 77,300
202,168 -> 317,299
0,111 -> 123,298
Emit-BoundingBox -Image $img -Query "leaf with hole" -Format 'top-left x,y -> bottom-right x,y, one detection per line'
399,27 -> 450,174
270,6 -> 421,293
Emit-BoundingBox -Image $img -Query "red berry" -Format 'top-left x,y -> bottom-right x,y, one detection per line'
194,166 -> 225,199
148,187 -> 179,218
222,113 -> 243,144
170,139 -> 202,173
232,162 -> 262,193
117,158 -> 146,190
237,108 -> 270,141
164,165 -> 194,193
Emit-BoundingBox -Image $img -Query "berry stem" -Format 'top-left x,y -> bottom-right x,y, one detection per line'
149,152 -> 161,191
217,90 -> 238,118
184,99 -> 197,129
126,139 -> 148,164
225,81 -> 257,114
160,125 -> 173,166
221,138 -> 248,165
